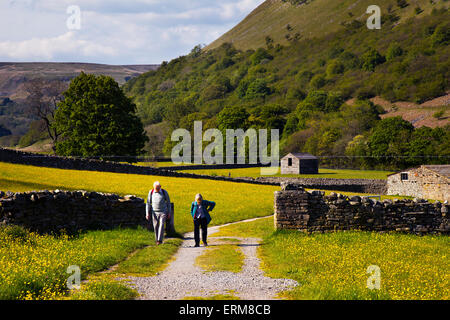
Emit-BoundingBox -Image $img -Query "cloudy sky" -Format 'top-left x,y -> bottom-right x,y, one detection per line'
0,0 -> 264,65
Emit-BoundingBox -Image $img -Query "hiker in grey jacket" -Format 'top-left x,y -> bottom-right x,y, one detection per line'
146,181 -> 171,245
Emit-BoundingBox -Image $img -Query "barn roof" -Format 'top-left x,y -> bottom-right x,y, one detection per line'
284,153 -> 318,160
423,165 -> 450,178
388,165 -> 450,178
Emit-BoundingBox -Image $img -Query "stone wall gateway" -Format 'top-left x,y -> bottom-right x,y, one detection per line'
0,190 -> 148,234
274,183 -> 449,235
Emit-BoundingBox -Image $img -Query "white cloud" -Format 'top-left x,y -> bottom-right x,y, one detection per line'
0,0 -> 265,64
0,32 -> 116,61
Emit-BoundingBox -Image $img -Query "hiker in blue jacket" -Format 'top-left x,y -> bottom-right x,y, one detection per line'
190,194 -> 215,247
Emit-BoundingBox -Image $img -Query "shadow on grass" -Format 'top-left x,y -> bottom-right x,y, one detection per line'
0,178 -> 68,192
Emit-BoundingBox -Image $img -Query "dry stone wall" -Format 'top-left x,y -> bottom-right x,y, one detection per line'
257,177 -> 387,194
0,190 -> 148,234
0,147 -> 279,186
0,148 -> 387,192
274,183 -> 449,235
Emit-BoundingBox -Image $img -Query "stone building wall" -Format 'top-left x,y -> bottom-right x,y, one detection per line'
281,156 -> 301,175
274,183 -> 449,235
0,190 -> 148,234
387,166 -> 449,202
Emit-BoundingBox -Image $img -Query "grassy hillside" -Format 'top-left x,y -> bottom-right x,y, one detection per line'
207,0 -> 447,51
123,4 -> 449,170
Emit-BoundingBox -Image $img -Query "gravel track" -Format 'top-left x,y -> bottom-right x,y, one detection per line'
125,217 -> 299,300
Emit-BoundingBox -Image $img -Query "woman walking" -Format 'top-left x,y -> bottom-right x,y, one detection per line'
190,194 -> 215,247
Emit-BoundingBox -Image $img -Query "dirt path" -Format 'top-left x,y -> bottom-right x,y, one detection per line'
125,217 -> 299,300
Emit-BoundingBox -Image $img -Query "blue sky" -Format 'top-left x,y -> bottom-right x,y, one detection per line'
0,0 -> 264,65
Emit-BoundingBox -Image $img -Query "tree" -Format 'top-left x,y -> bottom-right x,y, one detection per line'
345,134 -> 370,168
54,72 -> 148,159
297,90 -> 329,113
245,79 -> 271,100
361,48 -> 385,72
407,126 -> 447,165
282,113 -> 299,139
189,44 -> 203,58
24,79 -> 67,153
366,117 -> 414,168
250,48 -> 273,65
217,106 -> 250,131
250,104 -> 288,132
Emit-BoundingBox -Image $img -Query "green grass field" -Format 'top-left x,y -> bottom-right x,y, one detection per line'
213,217 -> 450,300
1,162 -> 447,300
179,167 -> 394,180
0,161 -> 277,300
0,225 -> 152,300
0,162 -> 278,235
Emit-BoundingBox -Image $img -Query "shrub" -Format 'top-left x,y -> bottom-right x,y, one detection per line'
397,0 -> 409,9
433,110 -> 445,120
216,57 -> 235,70
245,79 -> 271,99
326,60 -> 345,77
431,23 -> 450,47
310,74 -> 327,89
325,91 -> 344,112
386,43 -> 404,61
286,86 -> 306,101
295,70 -> 314,86
250,48 -> 273,65
414,76 -> 446,103
361,48 -> 386,72
297,90 -> 329,113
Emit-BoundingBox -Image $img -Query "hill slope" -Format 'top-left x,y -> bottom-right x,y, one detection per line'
207,0 -> 446,51
0,62 -> 159,99
123,2 -> 449,169
0,62 -> 159,145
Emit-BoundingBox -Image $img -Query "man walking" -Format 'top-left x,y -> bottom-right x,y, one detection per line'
146,181 -> 171,245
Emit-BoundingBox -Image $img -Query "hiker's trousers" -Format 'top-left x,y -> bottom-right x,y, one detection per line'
152,211 -> 167,243
194,217 -> 208,246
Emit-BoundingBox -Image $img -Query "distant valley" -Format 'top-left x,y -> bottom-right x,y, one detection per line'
0,62 -> 159,99
0,62 -> 159,143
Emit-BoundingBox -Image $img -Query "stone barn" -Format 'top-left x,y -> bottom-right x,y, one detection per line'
387,165 -> 449,202
281,153 -> 319,175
